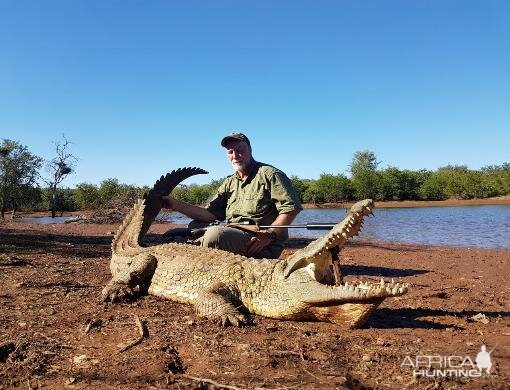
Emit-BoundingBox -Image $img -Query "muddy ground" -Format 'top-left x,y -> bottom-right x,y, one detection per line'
0,218 -> 508,389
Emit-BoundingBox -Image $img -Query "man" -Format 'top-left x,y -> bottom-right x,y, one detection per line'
161,132 -> 302,258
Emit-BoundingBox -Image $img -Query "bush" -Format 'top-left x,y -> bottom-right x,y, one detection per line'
74,183 -> 100,209
313,174 -> 353,202
290,176 -> 310,203
351,171 -> 381,200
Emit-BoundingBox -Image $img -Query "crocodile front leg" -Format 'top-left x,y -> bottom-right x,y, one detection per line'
194,283 -> 247,327
102,253 -> 157,302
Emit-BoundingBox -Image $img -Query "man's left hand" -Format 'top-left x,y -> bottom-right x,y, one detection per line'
246,231 -> 273,257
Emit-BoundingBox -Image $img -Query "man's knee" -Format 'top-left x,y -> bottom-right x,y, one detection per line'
200,226 -> 223,248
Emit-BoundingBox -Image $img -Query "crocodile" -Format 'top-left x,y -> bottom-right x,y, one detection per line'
102,167 -> 409,328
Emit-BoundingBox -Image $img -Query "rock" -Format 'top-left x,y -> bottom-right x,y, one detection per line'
73,354 -> 87,364
468,313 -> 489,324
375,337 -> 387,346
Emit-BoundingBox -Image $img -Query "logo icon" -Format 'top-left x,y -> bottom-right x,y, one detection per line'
475,344 -> 494,376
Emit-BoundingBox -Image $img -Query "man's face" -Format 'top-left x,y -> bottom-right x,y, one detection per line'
225,140 -> 252,172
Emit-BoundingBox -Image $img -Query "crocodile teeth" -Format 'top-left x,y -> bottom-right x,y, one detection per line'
380,278 -> 385,286
342,232 -> 347,238
392,287 -> 399,295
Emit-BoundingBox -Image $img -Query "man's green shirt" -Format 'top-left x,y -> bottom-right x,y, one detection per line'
206,161 -> 302,239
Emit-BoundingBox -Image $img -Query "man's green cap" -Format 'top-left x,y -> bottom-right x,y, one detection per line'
221,132 -> 251,148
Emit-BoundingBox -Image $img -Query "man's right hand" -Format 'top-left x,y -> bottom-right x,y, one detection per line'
161,196 -> 175,210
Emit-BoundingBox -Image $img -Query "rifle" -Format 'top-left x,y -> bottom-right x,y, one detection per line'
220,221 -> 336,231
162,221 -> 336,238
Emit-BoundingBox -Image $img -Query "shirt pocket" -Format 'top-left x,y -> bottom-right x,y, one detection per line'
241,193 -> 269,215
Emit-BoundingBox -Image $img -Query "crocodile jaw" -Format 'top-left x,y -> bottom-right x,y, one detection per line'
283,199 -> 374,278
306,279 -> 408,328
309,300 -> 384,328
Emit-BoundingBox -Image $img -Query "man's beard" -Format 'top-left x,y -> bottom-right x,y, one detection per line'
231,160 -> 250,172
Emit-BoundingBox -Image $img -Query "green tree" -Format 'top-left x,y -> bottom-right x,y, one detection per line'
290,175 -> 310,202
481,163 -> 510,196
0,139 -> 43,218
378,167 -> 426,200
314,173 -> 353,202
98,178 -> 123,205
98,179 -> 142,208
303,181 -> 323,204
419,174 -> 447,200
349,150 -> 382,200
351,171 -> 381,200
74,183 -> 100,209
349,150 -> 379,176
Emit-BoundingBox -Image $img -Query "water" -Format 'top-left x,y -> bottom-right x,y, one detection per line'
18,206 -> 510,248
293,205 -> 510,249
18,216 -> 76,224
161,205 -> 510,249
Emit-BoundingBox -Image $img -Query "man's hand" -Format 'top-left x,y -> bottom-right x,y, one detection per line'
246,231 -> 273,257
161,196 -> 175,210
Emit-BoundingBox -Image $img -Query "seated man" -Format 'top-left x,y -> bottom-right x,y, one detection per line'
162,132 -> 302,258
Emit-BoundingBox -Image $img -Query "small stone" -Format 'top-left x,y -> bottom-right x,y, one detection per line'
375,337 -> 386,346
466,341 -> 474,346
72,355 -> 87,364
361,354 -> 372,362
186,319 -> 196,325
468,313 -> 489,324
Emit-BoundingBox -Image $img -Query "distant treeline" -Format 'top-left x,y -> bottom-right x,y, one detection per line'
290,164 -> 509,204
1,137 -> 509,215
13,163 -> 510,214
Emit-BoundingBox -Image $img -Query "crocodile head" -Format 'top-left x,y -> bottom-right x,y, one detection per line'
253,199 -> 409,328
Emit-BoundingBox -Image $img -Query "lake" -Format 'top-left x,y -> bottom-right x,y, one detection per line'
160,205 -> 510,249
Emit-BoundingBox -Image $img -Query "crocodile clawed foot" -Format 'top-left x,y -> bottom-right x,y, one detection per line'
101,282 -> 137,303
219,312 -> 247,327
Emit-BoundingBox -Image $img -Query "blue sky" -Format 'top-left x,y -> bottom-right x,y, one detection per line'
1,0 -> 509,187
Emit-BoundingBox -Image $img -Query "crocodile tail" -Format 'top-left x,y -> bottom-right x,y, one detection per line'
139,167 -> 208,238
111,167 -> 208,254
111,198 -> 146,254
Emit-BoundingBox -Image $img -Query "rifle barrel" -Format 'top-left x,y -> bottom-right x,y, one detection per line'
227,222 -> 336,230
259,223 -> 336,230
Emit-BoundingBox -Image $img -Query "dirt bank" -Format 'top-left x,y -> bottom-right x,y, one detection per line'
304,196 -> 510,209
0,220 -> 508,389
